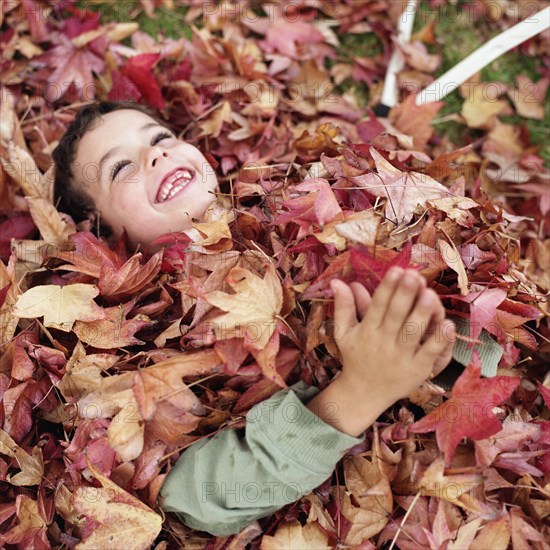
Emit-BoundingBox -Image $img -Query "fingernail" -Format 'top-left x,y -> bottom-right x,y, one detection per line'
387,266 -> 402,280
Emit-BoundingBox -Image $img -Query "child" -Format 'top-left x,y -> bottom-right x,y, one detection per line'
52,101 -> 463,536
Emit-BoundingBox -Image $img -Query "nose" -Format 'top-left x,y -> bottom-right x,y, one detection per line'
145,146 -> 168,169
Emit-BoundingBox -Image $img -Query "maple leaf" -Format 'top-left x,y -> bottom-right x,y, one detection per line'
300,251 -> 353,299
438,239 -> 469,296
260,519 -> 330,549
0,429 -> 43,486
470,516 -> 510,550
99,251 -> 163,299
0,494 -> 49,549
72,461 -> 162,549
350,240 -> 414,296
39,32 -> 105,101
509,508 -> 548,549
458,243 -> 497,270
26,196 -> 76,245
51,232 -> 125,277
58,341 -> 119,400
508,75 -> 548,120
205,263 -> 283,351
449,287 -> 508,342
474,421 -> 541,467
275,178 -> 343,240
0,213 -> 37,262
13,283 -> 106,331
461,85 -> 509,128
243,5 -> 325,60
119,53 -> 165,109
410,351 -> 520,466
0,257 -> 21,346
3,142 -> 49,199
388,94 -> 443,148
343,455 -> 392,541
51,232 -> 163,300
233,347 -> 301,412
415,457 -> 494,515
354,148 -> 452,227
294,123 -> 341,161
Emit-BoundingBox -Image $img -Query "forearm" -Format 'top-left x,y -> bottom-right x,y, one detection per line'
305,375 -> 393,437
161,382 -> 365,536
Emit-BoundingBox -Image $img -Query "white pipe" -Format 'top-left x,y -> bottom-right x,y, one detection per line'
416,6 -> 550,105
380,0 -> 418,109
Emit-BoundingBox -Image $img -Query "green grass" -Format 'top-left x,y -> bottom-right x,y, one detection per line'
75,0 -> 191,40
73,1 -> 549,163
416,0 -> 549,162
328,32 -> 384,108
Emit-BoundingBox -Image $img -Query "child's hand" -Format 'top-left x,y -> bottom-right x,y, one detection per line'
329,267 -> 456,406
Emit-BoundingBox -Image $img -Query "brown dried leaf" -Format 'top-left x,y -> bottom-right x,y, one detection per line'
73,462 -> 162,549
0,429 -> 44,486
14,283 -> 106,332
260,519 -> 330,549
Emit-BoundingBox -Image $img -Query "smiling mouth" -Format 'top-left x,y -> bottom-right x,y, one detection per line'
155,168 -> 195,203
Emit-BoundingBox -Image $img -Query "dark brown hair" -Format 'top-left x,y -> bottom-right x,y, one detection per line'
52,101 -> 170,235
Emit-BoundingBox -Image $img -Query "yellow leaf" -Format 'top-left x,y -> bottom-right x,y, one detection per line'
198,100 -> 232,138
190,218 -> 233,253
3,142 -> 48,198
107,398 -> 144,462
470,517 -> 510,550
58,342 -> 118,400
0,258 -> 20,346
461,87 -> 507,128
205,264 -> 283,350
14,283 -> 106,331
507,75 -> 547,120
417,457 -> 488,514
73,462 -> 162,550
438,239 -> 469,296
342,455 -> 392,542
427,196 -> 479,228
0,429 -> 44,486
260,519 -> 330,549
26,196 -> 76,245
106,22 -> 139,42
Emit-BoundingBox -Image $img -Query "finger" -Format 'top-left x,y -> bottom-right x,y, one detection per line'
415,318 -> 456,368
330,279 -> 358,342
401,288 -> 445,350
431,320 -> 456,375
349,281 -> 372,320
421,300 -> 446,344
382,269 -> 424,336
364,266 -> 404,328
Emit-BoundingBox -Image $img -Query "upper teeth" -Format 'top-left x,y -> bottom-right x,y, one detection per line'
157,169 -> 193,202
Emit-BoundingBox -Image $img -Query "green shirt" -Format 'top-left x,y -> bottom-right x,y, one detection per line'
160,381 -> 364,536
160,316 -> 503,536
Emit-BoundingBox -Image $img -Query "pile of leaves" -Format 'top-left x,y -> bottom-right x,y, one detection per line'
1,0 -> 549,548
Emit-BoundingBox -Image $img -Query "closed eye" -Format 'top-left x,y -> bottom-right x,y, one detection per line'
110,130 -> 175,181
152,131 -> 173,145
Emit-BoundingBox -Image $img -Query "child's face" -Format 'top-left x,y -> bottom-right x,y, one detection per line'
72,109 -> 219,247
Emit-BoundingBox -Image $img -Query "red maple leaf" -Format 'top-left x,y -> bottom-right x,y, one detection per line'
410,350 -> 520,466
50,232 -> 162,300
38,32 -> 106,102
350,240 -> 414,296
120,53 -> 166,110
274,178 -> 343,239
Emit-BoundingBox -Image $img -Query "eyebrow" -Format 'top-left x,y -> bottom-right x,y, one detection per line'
98,122 -> 167,178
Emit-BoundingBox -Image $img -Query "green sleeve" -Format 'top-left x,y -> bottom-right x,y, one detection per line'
160,381 -> 365,537
433,315 -> 504,390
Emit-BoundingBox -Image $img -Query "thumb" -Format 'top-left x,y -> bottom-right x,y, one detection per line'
330,279 -> 358,342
